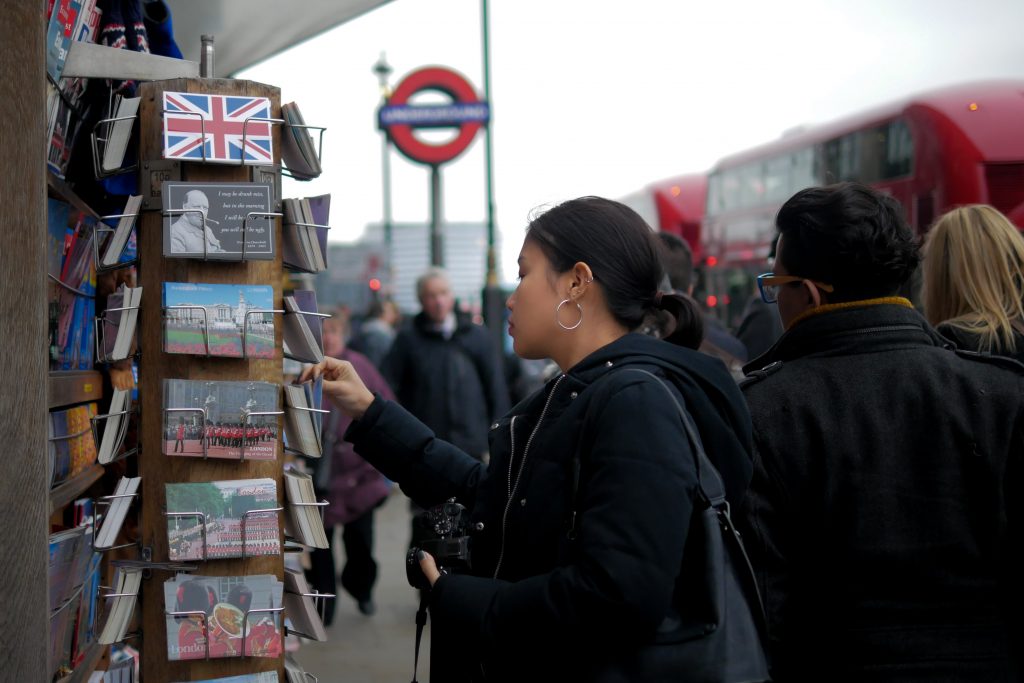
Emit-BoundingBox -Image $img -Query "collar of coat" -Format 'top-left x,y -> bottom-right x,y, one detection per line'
744,297 -> 953,374
788,296 -> 914,328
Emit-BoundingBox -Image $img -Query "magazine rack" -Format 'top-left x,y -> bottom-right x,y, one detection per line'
137,76 -> 286,682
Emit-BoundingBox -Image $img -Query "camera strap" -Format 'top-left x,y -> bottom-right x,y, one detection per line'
411,591 -> 430,683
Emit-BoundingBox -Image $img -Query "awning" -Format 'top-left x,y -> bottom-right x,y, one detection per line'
167,0 -> 394,77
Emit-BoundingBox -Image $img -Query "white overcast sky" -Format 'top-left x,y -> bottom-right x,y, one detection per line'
236,0 -> 1024,284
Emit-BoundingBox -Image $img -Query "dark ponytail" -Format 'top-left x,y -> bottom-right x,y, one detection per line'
650,291 -> 704,349
526,196 -> 703,348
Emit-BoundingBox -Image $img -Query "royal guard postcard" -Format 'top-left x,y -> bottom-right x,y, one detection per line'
164,379 -> 280,461
164,573 -> 283,661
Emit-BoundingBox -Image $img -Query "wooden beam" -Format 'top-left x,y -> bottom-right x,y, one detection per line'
2,0 -> 49,674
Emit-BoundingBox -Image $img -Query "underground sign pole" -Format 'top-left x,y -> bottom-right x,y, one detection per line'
378,66 -> 490,268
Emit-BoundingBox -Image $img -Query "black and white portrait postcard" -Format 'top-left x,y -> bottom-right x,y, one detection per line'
162,181 -> 275,260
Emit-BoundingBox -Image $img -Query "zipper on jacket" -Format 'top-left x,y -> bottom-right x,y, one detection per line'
493,373 -> 566,579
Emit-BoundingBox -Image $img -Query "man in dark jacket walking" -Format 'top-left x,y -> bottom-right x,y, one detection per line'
382,267 -> 509,459
740,182 -> 1024,682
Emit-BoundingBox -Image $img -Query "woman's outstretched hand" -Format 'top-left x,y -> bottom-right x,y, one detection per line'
299,356 -> 375,420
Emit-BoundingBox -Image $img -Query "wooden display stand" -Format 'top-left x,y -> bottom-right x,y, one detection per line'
136,77 -> 285,682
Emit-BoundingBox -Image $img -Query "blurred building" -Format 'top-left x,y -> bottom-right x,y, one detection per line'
314,222 -> 501,315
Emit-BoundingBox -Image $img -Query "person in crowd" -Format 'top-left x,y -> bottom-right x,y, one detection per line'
301,197 -> 760,682
740,182 -> 1024,681
348,297 -> 400,368
381,267 -> 508,460
922,204 -> 1024,362
655,232 -> 748,375
305,314 -> 394,621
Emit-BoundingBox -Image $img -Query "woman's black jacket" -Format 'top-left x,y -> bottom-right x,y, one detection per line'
346,333 -> 754,681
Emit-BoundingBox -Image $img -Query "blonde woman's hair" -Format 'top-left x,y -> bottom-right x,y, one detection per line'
922,204 -> 1024,352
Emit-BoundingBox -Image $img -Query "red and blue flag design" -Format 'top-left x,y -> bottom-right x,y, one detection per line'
162,91 -> 273,164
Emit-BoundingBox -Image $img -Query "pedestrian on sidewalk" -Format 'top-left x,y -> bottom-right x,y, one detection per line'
741,183 -> 1024,680
303,197 -> 764,682
922,203 -> 1024,362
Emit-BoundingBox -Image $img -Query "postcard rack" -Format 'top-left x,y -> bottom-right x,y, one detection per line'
91,209 -> 141,272
135,76 -> 288,682
90,112 -> 139,179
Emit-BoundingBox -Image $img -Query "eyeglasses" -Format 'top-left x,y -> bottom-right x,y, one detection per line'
757,273 -> 834,304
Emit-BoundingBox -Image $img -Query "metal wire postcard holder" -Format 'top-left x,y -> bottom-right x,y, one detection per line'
283,308 -> 331,363
48,424 -> 94,488
91,113 -> 139,179
239,506 -> 285,572
162,304 -> 211,356
164,506 -> 282,566
90,397 -> 138,465
164,511 -> 210,562
240,605 -> 286,658
164,609 -> 213,660
164,406 -> 210,459
49,555 -> 103,624
96,560 -> 166,644
91,210 -> 141,272
160,110 -> 283,166
48,272 -> 96,300
164,603 -> 286,661
238,409 -> 285,461
282,221 -> 330,273
97,585 -> 141,643
94,302 -> 141,364
284,589 -> 335,641
283,403 -> 329,459
281,122 -> 327,180
163,305 -> 282,359
283,499 -> 329,550
161,208 -> 281,262
91,489 -> 141,552
241,308 -> 284,360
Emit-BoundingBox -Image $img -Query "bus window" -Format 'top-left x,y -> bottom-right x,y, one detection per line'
824,120 -> 913,184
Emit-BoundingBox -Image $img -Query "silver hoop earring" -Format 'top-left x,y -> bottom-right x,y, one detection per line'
555,299 -> 583,331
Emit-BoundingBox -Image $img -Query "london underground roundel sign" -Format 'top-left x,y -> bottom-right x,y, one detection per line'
378,66 -> 490,166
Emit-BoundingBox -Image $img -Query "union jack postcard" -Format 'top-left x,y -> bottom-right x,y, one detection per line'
163,91 -> 274,165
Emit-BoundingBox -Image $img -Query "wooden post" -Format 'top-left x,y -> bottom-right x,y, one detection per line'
2,0 -> 49,674
136,78 -> 284,682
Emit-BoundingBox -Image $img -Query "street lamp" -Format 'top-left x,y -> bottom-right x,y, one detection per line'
373,53 -> 394,256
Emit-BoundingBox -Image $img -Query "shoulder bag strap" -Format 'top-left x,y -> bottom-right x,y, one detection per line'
568,367 -> 768,635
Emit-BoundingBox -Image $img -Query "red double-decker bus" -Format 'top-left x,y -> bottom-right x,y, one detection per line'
697,80 -> 1024,326
620,173 -> 708,261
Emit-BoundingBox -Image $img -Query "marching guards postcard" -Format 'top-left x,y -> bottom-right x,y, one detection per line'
165,479 -> 281,562
162,181 -> 274,260
164,379 -> 280,461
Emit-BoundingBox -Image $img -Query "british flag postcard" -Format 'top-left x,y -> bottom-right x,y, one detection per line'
163,92 -> 274,165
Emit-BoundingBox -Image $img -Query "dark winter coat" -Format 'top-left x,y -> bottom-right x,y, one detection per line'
322,348 -> 393,528
740,301 -> 1024,682
348,333 -> 754,682
381,312 -> 509,457
937,321 -> 1024,364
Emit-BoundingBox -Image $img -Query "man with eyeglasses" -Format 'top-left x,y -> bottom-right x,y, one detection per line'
738,182 -> 1024,681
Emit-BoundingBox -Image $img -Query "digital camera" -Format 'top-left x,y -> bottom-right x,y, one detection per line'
406,498 -> 472,590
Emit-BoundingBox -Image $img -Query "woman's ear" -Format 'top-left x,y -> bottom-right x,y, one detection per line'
568,262 -> 595,299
